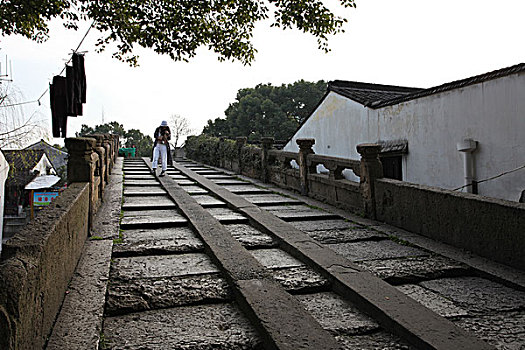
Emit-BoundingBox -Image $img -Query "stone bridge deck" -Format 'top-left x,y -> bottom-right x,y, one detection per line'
47,158 -> 525,350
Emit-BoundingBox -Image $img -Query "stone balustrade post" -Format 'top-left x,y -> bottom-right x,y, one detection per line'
101,134 -> 113,178
236,137 -> 247,175
112,134 -> 120,162
88,134 -> 107,195
261,137 -> 274,183
357,143 -> 383,219
65,137 -> 100,229
218,137 -> 225,168
297,138 -> 316,195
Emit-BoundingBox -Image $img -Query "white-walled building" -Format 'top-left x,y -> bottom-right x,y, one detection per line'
284,64 -> 525,202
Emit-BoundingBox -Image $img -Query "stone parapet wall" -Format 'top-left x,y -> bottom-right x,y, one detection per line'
186,135 -> 525,271
0,133 -> 119,350
375,178 -> 525,270
0,183 -> 90,350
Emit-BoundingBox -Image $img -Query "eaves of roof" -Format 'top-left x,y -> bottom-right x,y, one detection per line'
370,63 -> 525,108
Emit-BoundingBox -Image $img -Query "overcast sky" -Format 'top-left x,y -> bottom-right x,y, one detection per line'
1,0 -> 524,146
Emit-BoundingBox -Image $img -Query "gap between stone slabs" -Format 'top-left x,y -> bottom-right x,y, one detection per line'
144,158 -> 343,350
173,161 -> 495,350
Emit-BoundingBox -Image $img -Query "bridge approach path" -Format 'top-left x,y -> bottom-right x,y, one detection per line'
49,157 -> 525,350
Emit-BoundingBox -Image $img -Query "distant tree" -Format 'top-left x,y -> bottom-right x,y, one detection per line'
77,121 -> 152,157
0,82 -> 47,148
77,121 -> 126,143
124,128 -> 152,157
169,114 -> 193,148
0,0 -> 355,66
203,80 -> 326,141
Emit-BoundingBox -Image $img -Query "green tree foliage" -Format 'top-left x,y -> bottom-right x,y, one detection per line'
203,80 -> 326,141
124,128 -> 152,157
76,121 -> 152,157
0,0 -> 356,65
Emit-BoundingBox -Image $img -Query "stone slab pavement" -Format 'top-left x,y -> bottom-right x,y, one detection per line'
46,158 -> 123,349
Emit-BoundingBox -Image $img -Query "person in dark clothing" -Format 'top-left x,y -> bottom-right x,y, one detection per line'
152,120 -> 172,176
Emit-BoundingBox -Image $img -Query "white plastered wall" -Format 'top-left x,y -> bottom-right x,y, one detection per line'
284,72 -> 525,201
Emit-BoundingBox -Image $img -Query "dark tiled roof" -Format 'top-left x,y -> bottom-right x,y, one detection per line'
371,63 -> 525,108
328,80 -> 422,107
329,63 -> 525,109
3,149 -> 47,187
25,139 -> 68,171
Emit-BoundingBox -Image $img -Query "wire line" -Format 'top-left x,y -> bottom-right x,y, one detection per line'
0,20 -> 96,108
453,163 -> 525,191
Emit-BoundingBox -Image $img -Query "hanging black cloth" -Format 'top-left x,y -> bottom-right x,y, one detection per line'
50,76 -> 69,137
66,65 -> 83,116
72,53 -> 87,103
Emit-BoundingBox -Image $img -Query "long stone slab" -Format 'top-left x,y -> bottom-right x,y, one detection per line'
111,253 -> 219,280
122,196 -> 176,210
305,225 -> 387,244
103,303 -> 262,349
114,227 -> 204,256
241,194 -> 303,206
356,255 -> 471,284
335,331 -> 412,349
174,162 -> 494,350
326,240 -> 429,262
225,224 -> 277,248
453,311 -> 525,350
181,185 -> 209,194
272,266 -> 329,293
120,209 -> 187,228
124,179 -> 159,186
205,207 -> 247,223
125,174 -> 155,180
265,205 -> 341,221
106,274 -> 232,316
296,292 -> 379,336
396,284 -> 469,318
123,187 -> 166,196
191,195 -> 227,207
419,276 -> 525,314
222,185 -> 272,194
250,248 -> 304,269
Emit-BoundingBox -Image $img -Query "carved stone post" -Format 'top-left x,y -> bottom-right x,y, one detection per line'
236,137 -> 247,175
102,134 -> 113,177
112,134 -> 120,162
218,137 -> 225,168
357,143 -> 383,219
297,138 -> 316,196
65,137 -> 99,229
88,134 -> 107,194
261,137 -> 274,183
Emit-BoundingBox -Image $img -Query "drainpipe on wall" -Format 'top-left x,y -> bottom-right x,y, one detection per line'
457,138 -> 478,194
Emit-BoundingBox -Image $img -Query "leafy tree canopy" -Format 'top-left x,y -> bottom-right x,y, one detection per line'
202,79 -> 326,141
76,121 -> 153,157
0,0 -> 355,65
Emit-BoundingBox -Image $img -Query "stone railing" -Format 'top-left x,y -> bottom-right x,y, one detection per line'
186,135 -> 525,271
0,134 -> 119,350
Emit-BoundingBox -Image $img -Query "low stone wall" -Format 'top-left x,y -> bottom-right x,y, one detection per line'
0,183 -> 90,350
186,135 -> 525,271
308,174 -> 362,213
375,178 -> 525,270
0,133 -> 119,350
